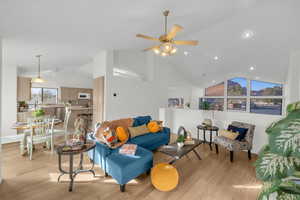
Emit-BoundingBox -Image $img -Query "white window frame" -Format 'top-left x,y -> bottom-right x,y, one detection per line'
201,77 -> 285,116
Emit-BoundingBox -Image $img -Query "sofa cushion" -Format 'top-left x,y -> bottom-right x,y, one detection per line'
129,129 -> 169,150
106,146 -> 153,185
128,124 -> 149,138
133,116 -> 152,127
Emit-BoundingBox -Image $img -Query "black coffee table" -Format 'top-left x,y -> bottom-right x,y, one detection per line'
158,139 -> 202,164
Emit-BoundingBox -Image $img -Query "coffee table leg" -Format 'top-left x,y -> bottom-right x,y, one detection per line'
69,154 -> 74,192
193,149 -> 202,160
169,159 -> 177,165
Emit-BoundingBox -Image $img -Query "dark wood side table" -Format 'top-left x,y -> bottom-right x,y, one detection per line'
197,125 -> 219,151
56,141 -> 96,192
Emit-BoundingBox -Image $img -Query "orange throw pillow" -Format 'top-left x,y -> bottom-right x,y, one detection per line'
116,126 -> 129,142
147,121 -> 161,133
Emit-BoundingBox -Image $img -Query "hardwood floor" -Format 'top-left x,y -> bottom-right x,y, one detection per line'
0,140 -> 261,200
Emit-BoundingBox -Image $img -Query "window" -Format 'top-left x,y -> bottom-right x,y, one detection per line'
31,88 -> 42,104
227,98 -> 247,111
250,99 -> 282,115
31,87 -> 58,104
251,80 -> 283,96
199,98 -> 224,111
205,82 -> 224,96
201,77 -> 284,115
227,78 -> 247,96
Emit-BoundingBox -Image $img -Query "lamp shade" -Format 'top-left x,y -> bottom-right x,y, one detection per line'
31,77 -> 46,83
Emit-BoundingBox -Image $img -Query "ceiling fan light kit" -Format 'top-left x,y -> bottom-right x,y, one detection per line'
136,10 -> 198,56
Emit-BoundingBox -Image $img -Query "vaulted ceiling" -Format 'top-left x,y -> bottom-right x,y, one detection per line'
1,0 -> 299,86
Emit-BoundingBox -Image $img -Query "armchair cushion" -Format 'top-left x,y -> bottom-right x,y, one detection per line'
214,136 -> 250,151
227,125 -> 248,141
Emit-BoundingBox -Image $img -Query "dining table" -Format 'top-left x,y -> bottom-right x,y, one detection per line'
12,119 -> 62,155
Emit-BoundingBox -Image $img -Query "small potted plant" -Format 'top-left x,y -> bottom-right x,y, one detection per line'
177,135 -> 185,148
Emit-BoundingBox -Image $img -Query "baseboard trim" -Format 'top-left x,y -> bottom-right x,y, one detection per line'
1,134 -> 23,144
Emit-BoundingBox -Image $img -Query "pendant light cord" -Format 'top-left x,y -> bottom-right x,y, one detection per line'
36,55 -> 42,78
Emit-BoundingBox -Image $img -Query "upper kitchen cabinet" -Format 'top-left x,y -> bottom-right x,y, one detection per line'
17,77 -> 32,101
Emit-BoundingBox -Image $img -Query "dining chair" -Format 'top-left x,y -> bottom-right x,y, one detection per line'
52,107 -> 72,141
26,116 -> 55,160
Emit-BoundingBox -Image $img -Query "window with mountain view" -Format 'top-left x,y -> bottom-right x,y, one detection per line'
250,80 -> 283,96
205,82 -> 224,96
227,77 -> 247,96
201,78 -> 284,115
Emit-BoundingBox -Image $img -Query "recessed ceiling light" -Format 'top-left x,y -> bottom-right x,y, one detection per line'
212,80 -> 216,83
249,66 -> 255,71
183,51 -> 189,56
213,56 -> 219,60
242,30 -> 254,39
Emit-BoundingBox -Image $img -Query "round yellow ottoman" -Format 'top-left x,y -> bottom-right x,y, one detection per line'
151,163 -> 179,192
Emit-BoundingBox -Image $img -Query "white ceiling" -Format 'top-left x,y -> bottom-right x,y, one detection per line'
1,0 -> 299,86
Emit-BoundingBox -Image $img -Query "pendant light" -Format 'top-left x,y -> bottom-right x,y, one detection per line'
31,55 -> 46,83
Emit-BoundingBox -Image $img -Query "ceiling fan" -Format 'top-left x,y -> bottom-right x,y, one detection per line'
136,10 -> 198,56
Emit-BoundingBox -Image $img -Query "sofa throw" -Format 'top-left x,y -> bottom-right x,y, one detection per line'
128,124 -> 149,138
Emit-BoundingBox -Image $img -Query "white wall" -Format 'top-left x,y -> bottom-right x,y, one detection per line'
160,108 -> 282,154
103,49 -> 195,121
286,51 -> 300,104
93,51 -> 106,78
1,42 -> 17,139
0,39 -> 3,183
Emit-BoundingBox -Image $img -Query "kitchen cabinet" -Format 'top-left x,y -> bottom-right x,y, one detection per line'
17,77 -> 31,101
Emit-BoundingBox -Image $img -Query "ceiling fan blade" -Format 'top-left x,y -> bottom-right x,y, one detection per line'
173,40 -> 199,46
143,45 -> 161,51
166,24 -> 183,40
136,34 -> 159,41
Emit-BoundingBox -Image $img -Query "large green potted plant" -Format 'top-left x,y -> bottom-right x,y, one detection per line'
255,101 -> 300,200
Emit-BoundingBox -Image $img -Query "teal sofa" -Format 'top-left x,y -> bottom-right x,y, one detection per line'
88,116 -> 170,192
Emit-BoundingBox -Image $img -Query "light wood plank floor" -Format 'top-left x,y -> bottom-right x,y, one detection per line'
0,140 -> 261,200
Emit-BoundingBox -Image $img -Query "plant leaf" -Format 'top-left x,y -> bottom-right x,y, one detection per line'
255,148 -> 300,181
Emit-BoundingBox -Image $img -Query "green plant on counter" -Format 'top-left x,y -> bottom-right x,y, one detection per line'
255,101 -> 300,200
32,109 -> 45,117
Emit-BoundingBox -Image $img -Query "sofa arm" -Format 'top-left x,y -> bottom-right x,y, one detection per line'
87,133 -> 112,172
162,127 -> 171,143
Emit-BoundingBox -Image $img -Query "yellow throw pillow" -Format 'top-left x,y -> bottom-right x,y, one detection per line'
219,130 -> 239,140
147,121 -> 161,133
116,126 -> 129,142
128,124 -> 149,138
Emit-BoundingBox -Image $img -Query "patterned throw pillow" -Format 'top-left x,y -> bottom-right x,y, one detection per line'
219,130 -> 239,140
102,128 -> 118,147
